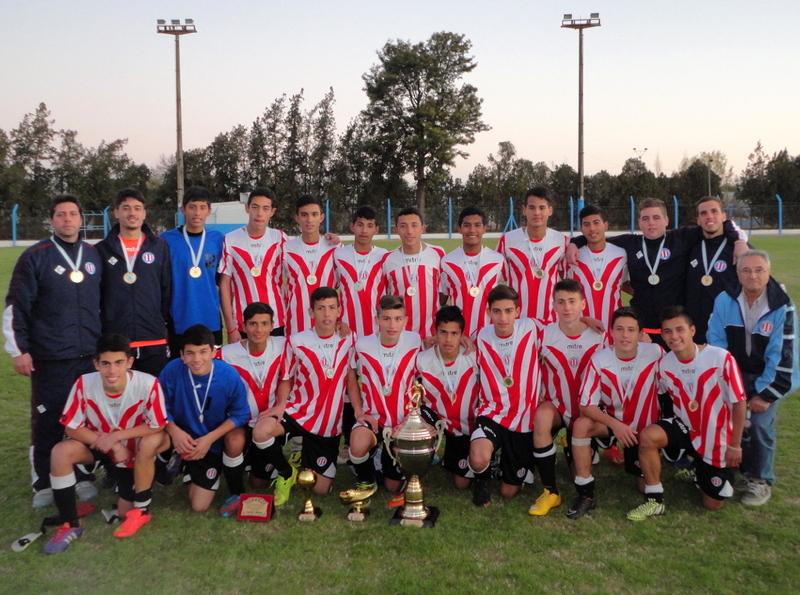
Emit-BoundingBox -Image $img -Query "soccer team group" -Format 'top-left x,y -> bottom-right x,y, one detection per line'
4,185 -> 798,555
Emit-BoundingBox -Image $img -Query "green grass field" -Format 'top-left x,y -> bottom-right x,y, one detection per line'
1,236 -> 799,594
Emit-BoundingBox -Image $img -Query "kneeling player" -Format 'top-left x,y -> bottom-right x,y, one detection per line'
566,307 -> 663,519
417,306 -> 480,490
158,325 -> 250,513
251,287 -> 356,505
44,335 -> 169,554
627,306 -> 746,520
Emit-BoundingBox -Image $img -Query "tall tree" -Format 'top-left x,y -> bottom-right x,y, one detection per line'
361,31 -> 490,216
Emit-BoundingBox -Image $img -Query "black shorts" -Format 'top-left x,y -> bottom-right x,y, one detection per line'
471,416 -> 534,486
656,418 -> 734,500
351,420 -> 405,481
282,414 -> 340,478
342,402 -> 355,443
594,432 -> 643,477
419,406 -> 471,478
89,448 -> 136,501
183,452 -> 223,491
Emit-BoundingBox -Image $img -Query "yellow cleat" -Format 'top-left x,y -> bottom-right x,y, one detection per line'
528,488 -> 562,516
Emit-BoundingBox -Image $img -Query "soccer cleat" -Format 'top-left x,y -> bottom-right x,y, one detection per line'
287,450 -> 302,468
75,480 -> 98,501
528,489 -> 562,516
741,479 -> 771,506
114,508 -> 151,538
272,466 -> 298,506
44,523 -> 83,555
675,467 -> 696,483
733,476 -> 752,491
472,477 -> 491,507
218,495 -> 241,517
32,488 -> 54,508
566,496 -> 597,520
626,498 -> 666,521
387,493 -> 405,508
603,445 -> 625,468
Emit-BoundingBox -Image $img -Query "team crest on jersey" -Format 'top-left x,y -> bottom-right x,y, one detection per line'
516,467 -> 526,478
108,256 -> 118,266
206,468 -> 218,480
142,252 -> 155,264
760,321 -> 774,334
84,262 -> 96,275
711,476 -> 722,488
569,357 -> 579,368
264,464 -> 275,473
458,459 -> 468,470
317,456 -> 327,468
660,248 -> 671,260
54,265 -> 65,275
714,261 -> 727,272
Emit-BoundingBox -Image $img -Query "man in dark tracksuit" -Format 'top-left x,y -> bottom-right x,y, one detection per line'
3,195 -> 102,506
96,189 -> 172,377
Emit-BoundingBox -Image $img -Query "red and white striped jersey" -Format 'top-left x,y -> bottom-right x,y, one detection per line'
497,227 -> 567,321
282,236 -> 340,336
440,246 -> 505,339
383,244 -> 446,338
60,371 -> 167,469
334,245 -> 389,338
568,244 -> 628,331
351,331 -> 422,428
658,345 -> 746,467
218,227 -> 288,330
579,343 -> 664,432
475,318 -> 546,433
281,330 -> 355,437
219,338 -> 286,427
539,323 -> 605,425
416,346 -> 480,436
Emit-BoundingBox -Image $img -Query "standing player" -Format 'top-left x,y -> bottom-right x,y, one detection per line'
282,195 -> 341,336
334,205 -> 389,338
96,189 -> 171,376
250,288 -> 356,504
468,285 -> 545,507
565,307 -> 664,519
416,306 -> 480,489
161,186 -> 225,356
217,301 -> 286,515
497,187 -> 567,321
568,205 -> 628,331
158,325 -> 250,513
220,187 -> 287,341
440,207 -> 505,339
4,194 -> 103,507
382,208 -> 446,339
342,295 -> 423,498
528,280 -> 605,516
44,335 -> 169,554
627,306 -> 746,520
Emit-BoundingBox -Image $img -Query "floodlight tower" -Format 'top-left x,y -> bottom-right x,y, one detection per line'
562,13 -> 601,202
157,18 -> 197,206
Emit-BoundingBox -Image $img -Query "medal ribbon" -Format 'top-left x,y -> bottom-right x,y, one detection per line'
435,346 -> 464,396
188,362 -> 215,421
316,333 -> 337,374
182,227 -> 207,271
590,246 -> 608,282
379,341 -> 399,390
401,246 -> 422,286
98,372 -> 133,430
526,233 -> 550,270
612,350 -> 641,403
701,238 -> 728,278
462,247 -> 483,285
355,247 -> 374,282
50,236 -> 84,274
641,236 -> 666,279
245,340 -> 268,387
119,235 -> 144,276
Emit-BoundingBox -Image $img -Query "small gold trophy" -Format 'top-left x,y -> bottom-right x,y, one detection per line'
297,468 -> 322,521
383,381 -> 445,528
339,482 -> 377,522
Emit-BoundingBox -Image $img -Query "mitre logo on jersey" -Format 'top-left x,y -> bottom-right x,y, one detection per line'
711,476 -> 722,487
108,401 -> 121,408
142,252 -> 155,264
620,365 -> 633,373
84,262 -> 96,275
760,321 -> 774,334
714,261 -> 727,272
206,468 -> 217,480
317,456 -> 327,468
660,248 -> 671,260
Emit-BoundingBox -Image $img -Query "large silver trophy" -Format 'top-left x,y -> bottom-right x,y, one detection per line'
383,381 -> 445,527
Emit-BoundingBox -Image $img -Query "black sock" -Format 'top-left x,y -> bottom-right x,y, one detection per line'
534,445 -> 559,494
260,440 -> 291,479
133,488 -> 153,514
53,486 -> 79,527
575,479 -> 595,498
223,460 -> 246,496
352,457 -> 376,485
648,492 -> 664,504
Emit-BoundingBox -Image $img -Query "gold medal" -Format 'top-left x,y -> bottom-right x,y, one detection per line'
382,385 -> 392,396
688,400 -> 699,412
251,266 -> 261,277
69,270 -> 84,283
592,280 -> 603,291
534,269 -> 545,279
306,274 -> 318,285
701,275 -> 713,287
502,376 -> 515,388
406,286 -> 417,297
189,266 -> 202,278
123,272 -> 137,284
648,274 -> 660,285
354,281 -> 364,291
469,286 -> 480,298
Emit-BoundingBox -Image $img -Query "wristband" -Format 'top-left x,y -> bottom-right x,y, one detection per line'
727,445 -> 741,451
227,330 -> 237,336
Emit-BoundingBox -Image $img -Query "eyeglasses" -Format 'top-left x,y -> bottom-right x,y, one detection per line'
739,268 -> 769,276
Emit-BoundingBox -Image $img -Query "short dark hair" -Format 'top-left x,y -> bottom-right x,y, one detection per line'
352,205 -> 378,224
395,206 -> 423,225
95,334 -> 131,359
243,301 -> 274,324
181,324 -> 217,350
554,278 -> 584,299
435,305 -> 465,332
639,198 -> 667,217
378,294 -> 405,313
525,187 -> 553,206
695,196 -> 724,215
579,205 -> 606,223
458,206 -> 487,226
311,286 -> 339,306
660,305 -> 693,327
115,188 -> 145,208
50,194 -> 83,218
183,186 -> 211,207
295,194 -> 322,215
487,284 -> 519,306
611,306 -> 641,330
248,186 -> 276,207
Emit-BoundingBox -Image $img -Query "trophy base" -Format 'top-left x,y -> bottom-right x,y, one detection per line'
297,507 -> 322,522
346,507 -> 371,522
389,506 -> 439,528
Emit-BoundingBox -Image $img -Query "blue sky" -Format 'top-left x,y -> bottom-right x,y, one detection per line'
2,0 -> 798,183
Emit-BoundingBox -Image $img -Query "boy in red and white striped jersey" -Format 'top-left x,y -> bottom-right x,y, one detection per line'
497,187 -> 568,321
417,306 -> 480,490
627,305 -> 746,521
440,207 -> 505,339
528,279 -> 605,517
382,207 -> 446,339
249,288 -> 356,503
46,335 -> 169,554
565,307 -> 664,520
